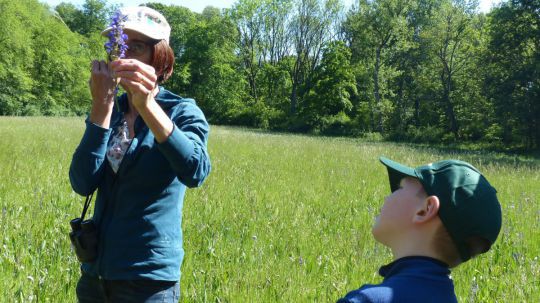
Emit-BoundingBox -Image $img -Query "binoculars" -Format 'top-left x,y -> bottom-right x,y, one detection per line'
69,218 -> 98,263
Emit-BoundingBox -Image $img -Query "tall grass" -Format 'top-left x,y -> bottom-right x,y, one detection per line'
0,117 -> 538,302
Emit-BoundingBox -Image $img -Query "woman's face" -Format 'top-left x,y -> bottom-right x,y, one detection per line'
123,29 -> 154,65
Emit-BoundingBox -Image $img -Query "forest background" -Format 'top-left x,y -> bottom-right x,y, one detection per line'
0,0 -> 538,151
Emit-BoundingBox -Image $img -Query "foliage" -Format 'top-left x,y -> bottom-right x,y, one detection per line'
301,41 -> 357,132
0,0 -> 538,150
56,0 -> 112,37
484,0 -> 540,149
0,0 -> 98,116
179,7 -> 248,124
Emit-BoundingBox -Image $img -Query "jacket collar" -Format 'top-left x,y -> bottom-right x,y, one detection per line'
379,256 -> 450,279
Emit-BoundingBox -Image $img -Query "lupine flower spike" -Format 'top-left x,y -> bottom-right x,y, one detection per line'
104,10 -> 128,111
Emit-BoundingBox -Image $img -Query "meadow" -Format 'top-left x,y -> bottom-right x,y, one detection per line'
0,116 -> 538,302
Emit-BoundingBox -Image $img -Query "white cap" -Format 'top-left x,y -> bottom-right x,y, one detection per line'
102,6 -> 171,43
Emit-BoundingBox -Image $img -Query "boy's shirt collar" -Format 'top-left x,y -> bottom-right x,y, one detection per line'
380,256 -> 450,279
336,256 -> 457,303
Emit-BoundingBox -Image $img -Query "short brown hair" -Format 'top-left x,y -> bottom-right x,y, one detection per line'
433,224 -> 492,268
433,225 -> 461,267
150,40 -> 174,83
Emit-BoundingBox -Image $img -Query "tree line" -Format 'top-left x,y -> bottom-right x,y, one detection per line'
0,0 -> 538,150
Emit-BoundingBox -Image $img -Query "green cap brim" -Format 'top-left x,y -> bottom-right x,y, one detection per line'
379,157 -> 419,192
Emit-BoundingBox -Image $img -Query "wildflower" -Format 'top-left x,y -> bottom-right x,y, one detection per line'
104,10 -> 128,110
104,10 -> 128,62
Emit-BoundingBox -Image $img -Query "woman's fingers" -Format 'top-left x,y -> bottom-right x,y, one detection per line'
115,59 -> 155,74
114,70 -> 155,90
119,78 -> 152,95
111,59 -> 157,94
89,59 -> 116,106
109,59 -> 158,100
99,61 -> 109,74
91,60 -> 112,77
91,60 -> 99,72
111,59 -> 157,82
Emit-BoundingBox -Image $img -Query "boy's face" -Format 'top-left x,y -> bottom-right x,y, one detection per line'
372,177 -> 428,246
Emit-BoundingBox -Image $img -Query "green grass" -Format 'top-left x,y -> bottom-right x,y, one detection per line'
0,117 -> 538,302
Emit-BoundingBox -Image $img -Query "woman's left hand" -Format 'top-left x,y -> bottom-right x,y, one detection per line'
110,59 -> 158,111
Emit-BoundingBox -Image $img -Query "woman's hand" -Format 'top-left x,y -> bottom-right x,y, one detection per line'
111,58 -> 173,143
89,60 -> 116,128
110,59 -> 158,112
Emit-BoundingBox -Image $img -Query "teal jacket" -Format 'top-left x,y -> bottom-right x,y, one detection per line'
69,87 -> 210,281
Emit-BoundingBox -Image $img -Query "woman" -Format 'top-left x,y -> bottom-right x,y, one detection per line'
69,6 -> 211,302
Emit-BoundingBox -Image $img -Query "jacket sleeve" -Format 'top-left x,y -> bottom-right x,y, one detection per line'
336,292 -> 373,303
156,101 -> 211,188
69,118 -> 112,196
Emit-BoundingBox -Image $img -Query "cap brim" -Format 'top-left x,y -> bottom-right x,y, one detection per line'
101,26 -> 165,42
379,157 -> 418,192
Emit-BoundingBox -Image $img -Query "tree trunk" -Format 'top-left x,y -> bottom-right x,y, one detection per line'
248,68 -> 258,100
441,72 -> 458,139
397,77 -> 405,134
533,118 -> 540,148
290,84 -> 298,114
290,57 -> 301,114
369,97 -> 375,131
414,96 -> 420,127
374,47 -> 384,133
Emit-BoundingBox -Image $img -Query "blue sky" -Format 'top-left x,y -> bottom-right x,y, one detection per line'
41,0 -> 502,14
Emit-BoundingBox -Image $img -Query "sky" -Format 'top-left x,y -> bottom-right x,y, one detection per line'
41,0 -> 502,14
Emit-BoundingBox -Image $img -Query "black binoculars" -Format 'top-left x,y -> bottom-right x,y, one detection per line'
69,218 -> 98,263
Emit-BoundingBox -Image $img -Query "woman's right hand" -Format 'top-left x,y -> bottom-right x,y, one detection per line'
89,60 -> 117,128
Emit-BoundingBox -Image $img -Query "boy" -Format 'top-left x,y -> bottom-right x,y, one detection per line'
337,157 -> 502,303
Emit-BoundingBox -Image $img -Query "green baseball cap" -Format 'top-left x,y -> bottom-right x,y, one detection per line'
379,157 -> 502,262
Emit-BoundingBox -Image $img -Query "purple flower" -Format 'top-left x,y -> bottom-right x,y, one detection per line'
105,10 -> 128,61
104,10 -> 128,110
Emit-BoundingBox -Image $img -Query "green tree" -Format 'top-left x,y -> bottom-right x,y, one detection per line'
384,0 -> 437,137
423,0 -> 479,139
0,0 -> 35,115
228,0 -> 294,128
301,41 -> 357,133
180,7 -> 247,124
230,0 -> 266,101
0,0 -> 93,115
55,0 -> 111,37
54,3 -> 83,30
289,0 -> 343,115
485,0 -> 540,148
344,0 -> 414,133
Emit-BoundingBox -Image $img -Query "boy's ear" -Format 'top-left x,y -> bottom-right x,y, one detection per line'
413,195 -> 440,223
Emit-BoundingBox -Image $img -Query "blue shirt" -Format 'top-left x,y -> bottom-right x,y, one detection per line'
337,257 -> 457,303
69,87 -> 211,281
